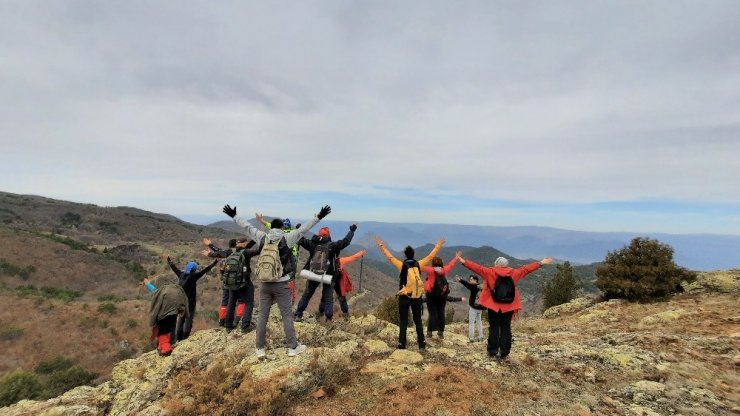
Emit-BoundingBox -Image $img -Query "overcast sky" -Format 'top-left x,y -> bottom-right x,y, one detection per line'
1,1 -> 738,234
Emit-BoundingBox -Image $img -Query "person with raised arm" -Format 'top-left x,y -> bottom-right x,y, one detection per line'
456,252 -> 553,360
375,236 -> 445,350
421,254 -> 459,339
223,203 -> 331,358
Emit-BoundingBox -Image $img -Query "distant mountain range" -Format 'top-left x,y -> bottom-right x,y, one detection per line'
209,219 -> 740,271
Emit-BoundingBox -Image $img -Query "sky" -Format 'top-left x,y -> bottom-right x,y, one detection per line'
1,1 -> 739,234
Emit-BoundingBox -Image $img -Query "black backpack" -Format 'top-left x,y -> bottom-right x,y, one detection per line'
491,275 -> 515,303
430,272 -> 450,297
222,250 -> 248,290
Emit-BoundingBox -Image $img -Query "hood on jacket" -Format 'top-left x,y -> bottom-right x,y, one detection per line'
184,261 -> 199,274
266,228 -> 285,243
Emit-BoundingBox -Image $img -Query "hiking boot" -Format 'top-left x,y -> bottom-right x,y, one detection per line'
396,343 -> 406,350
240,325 -> 254,334
293,313 -> 303,322
255,348 -> 266,358
343,312 -> 350,320
419,342 -> 426,351
438,331 -> 444,339
427,330 -> 433,339
288,344 -> 307,357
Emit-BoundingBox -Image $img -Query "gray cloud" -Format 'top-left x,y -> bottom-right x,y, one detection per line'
1,1 -> 739,230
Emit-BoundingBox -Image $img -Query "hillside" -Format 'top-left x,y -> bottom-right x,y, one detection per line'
0,192 -> 397,381
3,271 -> 738,415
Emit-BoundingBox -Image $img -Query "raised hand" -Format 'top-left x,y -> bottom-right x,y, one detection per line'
202,238 -> 212,246
455,250 -> 463,259
223,204 -> 237,218
374,236 -> 384,246
318,205 -> 331,219
359,250 -> 366,257
455,275 -> 462,282
540,257 -> 554,265
255,213 -> 265,223
437,238 -> 446,246
200,249 -> 211,258
166,256 -> 171,263
349,223 -> 357,232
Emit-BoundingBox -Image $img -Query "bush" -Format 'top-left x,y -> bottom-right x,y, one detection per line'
0,370 -> 46,406
0,259 -> 36,280
44,365 -> 96,396
542,261 -> 581,309
0,326 -> 24,341
97,294 -> 125,303
14,285 -> 81,302
60,212 -> 82,227
126,319 -> 138,329
97,302 -> 117,315
375,296 -> 399,325
595,237 -> 697,301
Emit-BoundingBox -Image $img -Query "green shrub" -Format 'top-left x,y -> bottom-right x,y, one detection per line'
126,319 -> 138,329
0,259 -> 36,280
35,356 -> 75,374
596,237 -> 697,301
0,370 -> 46,406
97,302 -> 117,315
60,212 -> 82,227
39,287 -> 81,302
44,365 -> 96,396
375,296 -> 399,325
97,294 -> 125,303
542,261 -> 581,309
0,326 -> 24,341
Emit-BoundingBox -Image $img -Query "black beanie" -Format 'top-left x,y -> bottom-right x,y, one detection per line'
271,218 -> 284,229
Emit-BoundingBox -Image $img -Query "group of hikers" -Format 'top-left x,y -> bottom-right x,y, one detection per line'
149,203 -> 553,360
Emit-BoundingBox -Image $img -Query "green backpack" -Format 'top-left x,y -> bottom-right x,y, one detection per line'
221,251 -> 247,290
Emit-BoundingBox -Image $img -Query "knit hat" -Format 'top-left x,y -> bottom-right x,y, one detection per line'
283,218 -> 292,229
494,257 -> 509,267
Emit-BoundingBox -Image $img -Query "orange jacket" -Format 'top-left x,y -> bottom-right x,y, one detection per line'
421,256 -> 458,294
377,241 -> 444,272
337,250 -> 365,297
461,260 -> 540,313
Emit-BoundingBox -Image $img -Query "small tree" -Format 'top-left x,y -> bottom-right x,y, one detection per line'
595,237 -> 696,301
542,261 -> 581,309
375,296 -> 400,325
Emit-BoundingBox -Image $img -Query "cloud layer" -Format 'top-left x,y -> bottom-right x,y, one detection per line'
1,1 -> 739,233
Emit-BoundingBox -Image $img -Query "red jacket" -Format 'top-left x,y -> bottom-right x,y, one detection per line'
421,257 -> 458,294
461,259 -> 540,313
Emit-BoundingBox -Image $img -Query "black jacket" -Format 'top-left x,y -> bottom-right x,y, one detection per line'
169,260 -> 218,303
459,280 -> 485,310
299,229 -> 355,276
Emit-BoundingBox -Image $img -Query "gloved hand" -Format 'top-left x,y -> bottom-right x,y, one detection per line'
223,204 -> 237,218
317,205 -> 331,219
349,223 -> 357,232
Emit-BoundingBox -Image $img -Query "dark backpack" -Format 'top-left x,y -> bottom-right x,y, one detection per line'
472,284 -> 483,308
430,272 -> 450,297
492,275 -> 515,303
221,250 -> 247,290
310,243 -> 332,275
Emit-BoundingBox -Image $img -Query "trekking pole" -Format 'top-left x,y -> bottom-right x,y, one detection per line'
359,255 -> 364,292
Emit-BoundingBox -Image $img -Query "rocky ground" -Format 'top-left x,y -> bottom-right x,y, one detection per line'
3,270 -> 738,416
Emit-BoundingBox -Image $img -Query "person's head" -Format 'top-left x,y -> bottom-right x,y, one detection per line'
494,257 -> 509,267
228,238 -> 237,249
271,218 -> 284,230
317,227 -> 331,240
404,246 -> 415,259
431,256 -> 443,267
236,237 -> 250,248
468,274 -> 480,284
282,218 -> 292,229
184,260 -> 199,274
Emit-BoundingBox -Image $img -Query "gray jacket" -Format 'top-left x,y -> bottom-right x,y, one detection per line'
234,214 -> 321,282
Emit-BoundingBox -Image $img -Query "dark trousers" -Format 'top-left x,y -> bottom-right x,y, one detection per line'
296,279 -> 335,320
426,295 -> 447,334
157,314 -> 177,335
487,310 -> 514,357
398,296 -> 425,348
333,283 -> 349,314
225,280 -> 254,330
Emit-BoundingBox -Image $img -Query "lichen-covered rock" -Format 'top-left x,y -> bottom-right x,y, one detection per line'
389,349 -> 424,365
684,269 -> 740,293
638,309 -> 687,328
542,297 -> 596,318
364,339 -> 391,354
